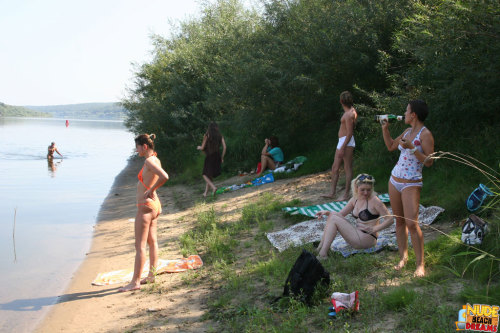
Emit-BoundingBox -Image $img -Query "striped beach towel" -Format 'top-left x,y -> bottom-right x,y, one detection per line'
282,193 -> 390,217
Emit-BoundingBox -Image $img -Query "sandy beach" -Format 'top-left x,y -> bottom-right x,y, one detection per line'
35,158 -> 450,332
35,157 -> 213,333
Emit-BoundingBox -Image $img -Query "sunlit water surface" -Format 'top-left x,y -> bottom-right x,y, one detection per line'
0,117 -> 134,332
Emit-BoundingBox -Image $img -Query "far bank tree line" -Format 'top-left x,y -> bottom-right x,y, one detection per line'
122,0 -> 499,174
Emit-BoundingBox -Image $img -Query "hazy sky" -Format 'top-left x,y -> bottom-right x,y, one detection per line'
0,0 -> 206,106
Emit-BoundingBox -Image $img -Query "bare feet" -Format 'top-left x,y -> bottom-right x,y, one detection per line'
394,257 -> 408,271
333,196 -> 349,202
140,277 -> 155,285
118,282 -> 140,292
316,255 -> 328,261
321,194 -> 336,199
413,265 -> 425,277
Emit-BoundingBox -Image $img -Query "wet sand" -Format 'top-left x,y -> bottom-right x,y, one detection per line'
35,157 -> 142,332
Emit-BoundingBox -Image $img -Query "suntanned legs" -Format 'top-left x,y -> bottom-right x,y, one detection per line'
316,214 -> 376,258
119,206 -> 158,292
388,180 -> 425,277
257,155 -> 275,176
324,146 -> 354,201
202,175 -> 216,197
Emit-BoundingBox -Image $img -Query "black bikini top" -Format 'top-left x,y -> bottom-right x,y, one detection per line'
352,200 -> 380,221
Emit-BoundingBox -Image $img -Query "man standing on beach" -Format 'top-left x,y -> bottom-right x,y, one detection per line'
323,91 -> 357,201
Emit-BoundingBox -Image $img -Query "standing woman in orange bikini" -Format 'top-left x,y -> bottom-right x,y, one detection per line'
119,134 -> 169,292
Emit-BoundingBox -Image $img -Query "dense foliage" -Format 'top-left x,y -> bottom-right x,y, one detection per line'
123,0 -> 499,176
0,102 -> 51,118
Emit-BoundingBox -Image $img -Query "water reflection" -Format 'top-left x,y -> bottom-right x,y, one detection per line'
47,158 -> 63,177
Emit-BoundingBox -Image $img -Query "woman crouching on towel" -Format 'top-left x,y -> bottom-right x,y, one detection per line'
119,134 -> 169,292
316,174 -> 393,260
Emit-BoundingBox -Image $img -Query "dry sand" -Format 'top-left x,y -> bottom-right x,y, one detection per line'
35,158 -> 215,333
35,161 -> 449,332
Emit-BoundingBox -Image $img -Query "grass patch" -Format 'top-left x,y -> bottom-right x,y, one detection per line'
381,287 -> 417,311
173,160 -> 499,331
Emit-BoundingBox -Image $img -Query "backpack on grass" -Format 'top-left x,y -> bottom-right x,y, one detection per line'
281,249 -> 330,305
461,214 -> 488,245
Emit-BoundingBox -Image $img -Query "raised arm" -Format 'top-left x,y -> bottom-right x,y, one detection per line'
381,121 -> 406,151
261,138 -> 270,156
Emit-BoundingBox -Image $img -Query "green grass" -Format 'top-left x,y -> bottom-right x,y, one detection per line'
169,144 -> 500,332
173,192 -> 499,332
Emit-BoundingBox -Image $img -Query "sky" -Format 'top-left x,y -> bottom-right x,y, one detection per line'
0,0 -> 206,106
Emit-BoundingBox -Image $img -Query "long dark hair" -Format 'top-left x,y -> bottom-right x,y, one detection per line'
205,122 -> 222,153
135,133 -> 156,150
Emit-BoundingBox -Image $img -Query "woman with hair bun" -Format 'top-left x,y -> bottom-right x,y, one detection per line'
380,100 -> 434,277
316,174 -> 393,259
197,122 -> 226,197
119,133 -> 169,292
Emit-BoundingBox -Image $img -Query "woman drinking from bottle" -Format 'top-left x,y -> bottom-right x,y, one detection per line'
380,100 -> 434,277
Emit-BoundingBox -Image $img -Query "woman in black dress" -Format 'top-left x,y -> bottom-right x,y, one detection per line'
197,122 -> 226,197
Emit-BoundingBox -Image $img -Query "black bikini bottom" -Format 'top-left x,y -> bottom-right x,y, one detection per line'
361,230 -> 378,240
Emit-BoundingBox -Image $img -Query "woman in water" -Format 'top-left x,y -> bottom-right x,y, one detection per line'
197,122 -> 226,197
380,100 -> 434,277
316,174 -> 393,259
119,134 -> 169,292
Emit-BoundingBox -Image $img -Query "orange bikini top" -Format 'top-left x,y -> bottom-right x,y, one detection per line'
137,153 -> 157,190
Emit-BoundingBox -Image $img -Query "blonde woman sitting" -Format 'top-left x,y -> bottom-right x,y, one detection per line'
316,174 -> 393,259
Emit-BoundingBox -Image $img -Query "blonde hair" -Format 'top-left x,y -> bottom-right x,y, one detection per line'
351,173 -> 376,200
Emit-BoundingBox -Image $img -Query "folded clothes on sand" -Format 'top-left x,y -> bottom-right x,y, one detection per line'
216,173 -> 275,194
272,156 -> 307,174
91,255 -> 203,286
282,194 -> 390,217
267,205 -> 444,257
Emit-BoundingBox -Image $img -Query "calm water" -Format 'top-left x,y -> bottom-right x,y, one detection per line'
0,117 -> 134,332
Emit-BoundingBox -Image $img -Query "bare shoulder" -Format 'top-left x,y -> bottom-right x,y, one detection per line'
421,127 -> 434,139
145,156 -> 162,169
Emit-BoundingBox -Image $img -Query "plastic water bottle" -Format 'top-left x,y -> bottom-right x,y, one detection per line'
375,114 -> 404,123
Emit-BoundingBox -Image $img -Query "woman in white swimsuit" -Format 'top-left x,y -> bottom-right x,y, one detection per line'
381,100 -> 434,277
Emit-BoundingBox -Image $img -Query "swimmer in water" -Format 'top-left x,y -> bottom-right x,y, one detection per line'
47,142 -> 63,159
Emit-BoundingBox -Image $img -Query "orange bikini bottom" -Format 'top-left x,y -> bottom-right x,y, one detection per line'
137,199 -> 162,218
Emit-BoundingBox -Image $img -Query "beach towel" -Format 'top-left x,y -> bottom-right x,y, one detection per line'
91,255 -> 203,286
272,156 -> 307,174
215,174 -> 275,194
282,194 -> 390,217
267,205 -> 444,257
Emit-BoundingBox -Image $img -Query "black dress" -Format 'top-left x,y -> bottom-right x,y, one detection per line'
202,136 -> 222,178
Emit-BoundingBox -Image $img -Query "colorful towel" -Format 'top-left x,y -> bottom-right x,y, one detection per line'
91,255 -> 203,286
282,194 -> 390,217
267,205 -> 444,257
216,173 -> 275,194
272,156 -> 307,174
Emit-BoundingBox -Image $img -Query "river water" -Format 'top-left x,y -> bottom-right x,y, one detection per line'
0,117 -> 133,332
